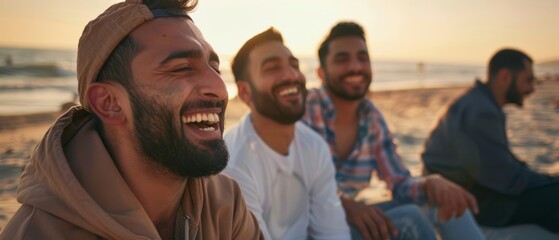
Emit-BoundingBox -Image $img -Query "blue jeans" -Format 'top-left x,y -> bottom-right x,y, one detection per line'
350,204 -> 436,240
350,201 -> 485,240
424,205 -> 485,240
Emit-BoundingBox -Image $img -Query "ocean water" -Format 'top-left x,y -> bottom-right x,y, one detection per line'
1,47 -> 557,116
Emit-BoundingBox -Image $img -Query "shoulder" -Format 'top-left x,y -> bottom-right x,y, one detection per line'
223,117 -> 247,145
224,115 -> 253,164
295,122 -> 329,149
303,88 -> 328,115
457,86 -> 496,112
294,123 -> 333,169
1,205 -> 96,239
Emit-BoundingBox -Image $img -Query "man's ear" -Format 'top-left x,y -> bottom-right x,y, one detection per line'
496,68 -> 513,86
87,82 -> 126,125
317,67 -> 326,82
237,81 -> 252,106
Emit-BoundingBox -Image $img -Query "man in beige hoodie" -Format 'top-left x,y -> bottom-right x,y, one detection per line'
0,0 -> 262,239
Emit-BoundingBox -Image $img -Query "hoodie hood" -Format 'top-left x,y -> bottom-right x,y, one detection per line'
6,106 -> 261,240
16,107 -> 160,239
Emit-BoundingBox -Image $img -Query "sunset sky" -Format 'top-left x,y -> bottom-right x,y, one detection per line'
0,0 -> 557,64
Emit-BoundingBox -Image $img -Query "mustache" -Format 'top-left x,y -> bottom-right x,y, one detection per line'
180,100 -> 226,114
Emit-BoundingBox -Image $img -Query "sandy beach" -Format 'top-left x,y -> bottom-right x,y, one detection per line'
1,80 -> 558,230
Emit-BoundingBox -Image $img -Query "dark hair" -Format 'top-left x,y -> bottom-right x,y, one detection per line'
488,48 -> 533,82
318,21 -> 366,68
231,27 -> 283,83
97,36 -> 138,89
143,0 -> 198,12
97,0 -> 198,87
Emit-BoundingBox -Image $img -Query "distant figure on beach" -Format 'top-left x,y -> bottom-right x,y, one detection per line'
417,61 -> 425,75
5,54 -> 13,68
302,21 -> 484,240
0,0 -> 261,239
422,48 -> 559,233
223,27 -> 350,240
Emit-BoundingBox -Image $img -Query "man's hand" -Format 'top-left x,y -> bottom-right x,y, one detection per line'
340,196 -> 398,240
422,174 -> 479,222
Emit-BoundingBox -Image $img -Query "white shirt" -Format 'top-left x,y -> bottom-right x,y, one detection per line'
223,114 -> 350,240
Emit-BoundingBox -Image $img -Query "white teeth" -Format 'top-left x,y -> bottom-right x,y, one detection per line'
346,76 -> 362,83
279,87 -> 298,96
201,127 -> 216,131
181,112 -> 221,124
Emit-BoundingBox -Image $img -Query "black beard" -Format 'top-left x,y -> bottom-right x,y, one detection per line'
505,76 -> 523,107
128,87 -> 228,178
324,71 -> 371,101
249,80 -> 307,125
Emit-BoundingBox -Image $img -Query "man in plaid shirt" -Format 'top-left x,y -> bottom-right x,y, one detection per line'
302,21 -> 484,240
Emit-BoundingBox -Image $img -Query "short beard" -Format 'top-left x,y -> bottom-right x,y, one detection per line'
249,80 -> 307,125
505,76 -> 523,106
324,71 -> 370,101
128,87 -> 228,178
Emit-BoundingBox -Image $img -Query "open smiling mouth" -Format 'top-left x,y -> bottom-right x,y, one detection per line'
181,112 -> 220,132
345,75 -> 364,84
278,86 -> 299,96
276,83 -> 305,98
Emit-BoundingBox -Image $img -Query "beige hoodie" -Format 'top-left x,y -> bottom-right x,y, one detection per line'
0,107 -> 262,240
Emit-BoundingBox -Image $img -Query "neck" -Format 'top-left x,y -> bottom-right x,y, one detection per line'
326,88 -> 362,123
103,127 -> 187,239
131,172 -> 186,239
250,112 -> 295,155
487,81 -> 506,107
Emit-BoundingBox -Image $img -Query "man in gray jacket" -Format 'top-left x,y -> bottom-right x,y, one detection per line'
422,48 -> 559,233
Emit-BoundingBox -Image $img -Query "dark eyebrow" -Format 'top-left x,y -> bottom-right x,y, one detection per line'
333,50 -> 369,58
159,49 -> 203,65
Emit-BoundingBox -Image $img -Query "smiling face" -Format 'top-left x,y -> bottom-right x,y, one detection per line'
244,41 -> 307,124
320,36 -> 372,101
126,17 -> 229,177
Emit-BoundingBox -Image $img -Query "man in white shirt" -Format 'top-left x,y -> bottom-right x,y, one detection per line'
223,27 -> 351,240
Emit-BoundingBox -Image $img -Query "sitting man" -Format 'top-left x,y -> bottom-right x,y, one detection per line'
0,0 -> 261,239
223,27 -> 351,240
422,48 -> 559,234
302,21 -> 484,240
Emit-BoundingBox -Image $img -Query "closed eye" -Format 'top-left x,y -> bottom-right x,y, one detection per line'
264,65 -> 281,72
210,61 -> 221,74
171,65 -> 193,73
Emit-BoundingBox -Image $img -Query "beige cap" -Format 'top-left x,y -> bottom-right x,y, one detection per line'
77,0 -> 153,112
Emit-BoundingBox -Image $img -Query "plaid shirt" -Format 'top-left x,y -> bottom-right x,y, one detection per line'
302,87 -> 425,203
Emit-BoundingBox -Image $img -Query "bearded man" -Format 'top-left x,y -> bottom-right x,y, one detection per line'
422,48 -> 559,233
0,0 -> 261,239
223,27 -> 351,240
